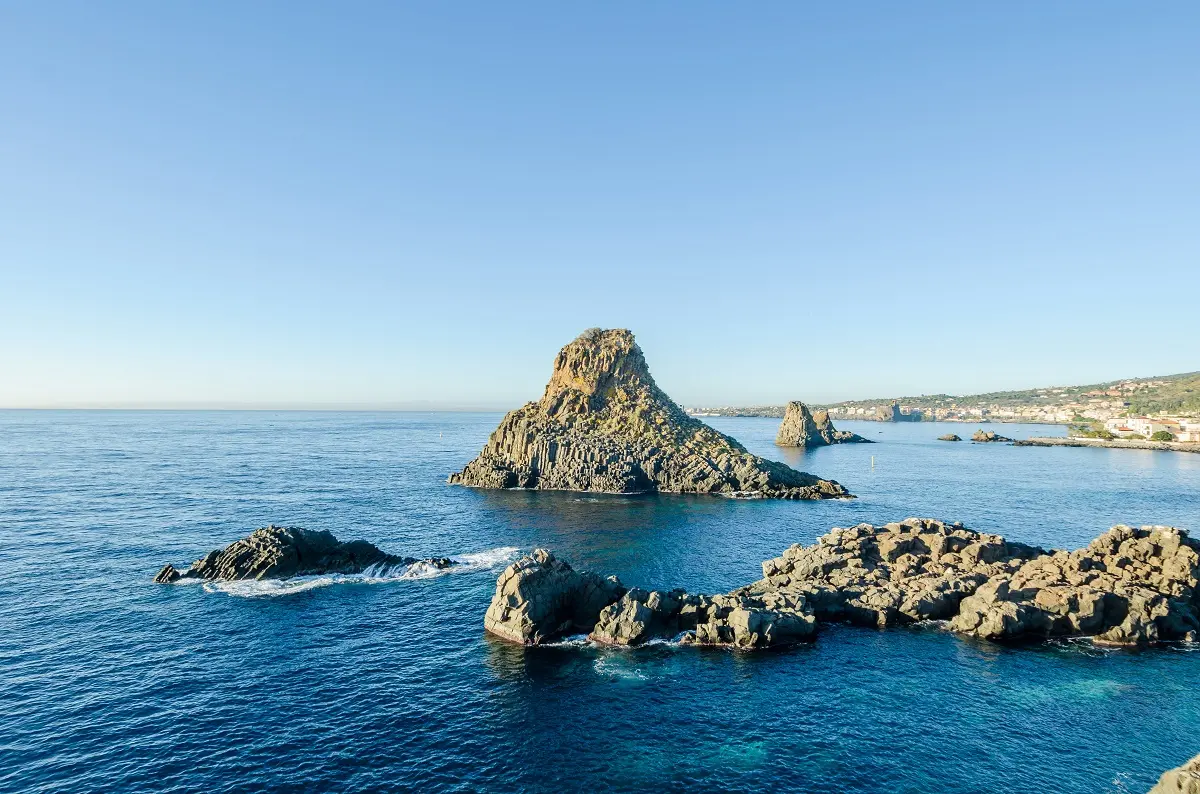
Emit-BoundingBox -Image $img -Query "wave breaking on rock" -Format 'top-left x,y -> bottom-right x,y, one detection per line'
449,328 -> 849,500
153,525 -> 468,585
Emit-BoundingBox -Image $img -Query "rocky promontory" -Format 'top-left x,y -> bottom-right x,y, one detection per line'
972,429 -> 1014,443
775,401 -> 871,448
1150,752 -> 1200,794
484,518 -> 1199,649
154,525 -> 454,582
450,329 -> 849,499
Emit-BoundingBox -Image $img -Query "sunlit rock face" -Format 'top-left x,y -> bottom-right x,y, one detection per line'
449,328 -> 849,499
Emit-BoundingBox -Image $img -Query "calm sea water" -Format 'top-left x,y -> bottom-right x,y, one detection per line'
2,411 -> 1199,793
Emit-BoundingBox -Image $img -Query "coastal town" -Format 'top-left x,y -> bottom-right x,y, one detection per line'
687,372 -> 1200,443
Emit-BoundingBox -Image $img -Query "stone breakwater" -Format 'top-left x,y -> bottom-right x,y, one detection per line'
1016,437 -> 1200,454
154,525 -> 454,583
1149,752 -> 1200,794
774,401 -> 871,448
450,328 -> 849,499
484,518 -> 1200,649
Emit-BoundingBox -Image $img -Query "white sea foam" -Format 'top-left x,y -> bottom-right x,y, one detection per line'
593,655 -> 650,681
200,546 -> 521,598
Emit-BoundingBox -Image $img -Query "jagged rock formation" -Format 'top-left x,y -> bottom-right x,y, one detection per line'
972,429 -> 1014,443
747,518 -> 1046,628
1150,752 -> 1200,794
950,525 -> 1200,645
590,587 -> 816,649
484,550 -> 816,649
485,519 -> 1200,650
775,401 -> 871,447
153,525 -> 453,582
938,433 -> 962,442
484,549 -> 625,644
450,329 -> 849,499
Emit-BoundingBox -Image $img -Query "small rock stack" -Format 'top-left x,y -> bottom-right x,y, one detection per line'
774,401 -> 871,448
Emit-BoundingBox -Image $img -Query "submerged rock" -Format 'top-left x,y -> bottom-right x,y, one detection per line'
938,433 -> 962,442
484,549 -> 625,644
972,429 -> 1014,443
1150,752 -> 1200,794
487,519 -> 1200,651
154,525 -> 452,582
449,328 -> 849,500
775,401 -> 871,448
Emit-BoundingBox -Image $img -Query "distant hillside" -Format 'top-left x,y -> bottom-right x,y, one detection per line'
686,371 -> 1200,424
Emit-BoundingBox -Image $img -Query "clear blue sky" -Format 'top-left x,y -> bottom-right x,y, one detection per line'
2,2 -> 1197,408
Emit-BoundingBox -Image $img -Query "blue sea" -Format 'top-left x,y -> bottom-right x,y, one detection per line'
2,411 -> 1199,793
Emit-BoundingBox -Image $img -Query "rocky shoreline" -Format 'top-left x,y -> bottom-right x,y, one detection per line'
1150,752 -> 1200,793
1016,437 -> 1200,454
484,518 -> 1199,649
450,329 -> 849,500
154,525 -> 454,583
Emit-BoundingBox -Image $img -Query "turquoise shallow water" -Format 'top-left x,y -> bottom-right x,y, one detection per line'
1,410 -> 1198,793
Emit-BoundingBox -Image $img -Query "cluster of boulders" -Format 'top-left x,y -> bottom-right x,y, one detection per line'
774,401 -> 871,448
1150,752 -> 1200,793
449,329 -> 849,500
972,429 -> 1014,443
483,549 -> 816,649
938,433 -> 962,442
154,525 -> 454,583
485,518 -> 1199,650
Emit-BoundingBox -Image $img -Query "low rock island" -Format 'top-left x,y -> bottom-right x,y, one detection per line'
774,401 -> 871,447
484,518 -> 1199,649
450,328 -> 849,499
972,429 -> 1014,443
938,433 -> 962,442
154,525 -> 454,582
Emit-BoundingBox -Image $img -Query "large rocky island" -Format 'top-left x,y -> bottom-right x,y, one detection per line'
154,525 -> 454,583
484,518 -> 1199,649
774,401 -> 871,447
450,328 -> 849,499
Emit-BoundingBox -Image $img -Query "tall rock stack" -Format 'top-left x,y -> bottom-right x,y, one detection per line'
449,328 -> 849,499
775,401 -> 871,447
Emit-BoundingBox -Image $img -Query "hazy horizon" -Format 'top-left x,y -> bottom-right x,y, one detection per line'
4,3 -> 1198,408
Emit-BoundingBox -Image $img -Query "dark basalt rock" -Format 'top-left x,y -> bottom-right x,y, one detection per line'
972,429 -> 1014,443
775,401 -> 872,448
486,519 -> 1200,650
154,525 -> 453,582
938,433 -> 962,442
450,328 -> 850,500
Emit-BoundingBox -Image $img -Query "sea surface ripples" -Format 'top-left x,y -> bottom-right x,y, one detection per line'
1,411 -> 1198,793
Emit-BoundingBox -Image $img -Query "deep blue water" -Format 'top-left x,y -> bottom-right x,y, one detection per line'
2,411 -> 1199,793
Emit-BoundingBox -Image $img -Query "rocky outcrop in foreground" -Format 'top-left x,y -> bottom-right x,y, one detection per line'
1150,752 -> 1200,794
154,525 -> 453,582
938,433 -> 962,442
450,329 -> 849,499
775,401 -> 871,448
972,429 -> 1014,443
485,519 -> 1199,649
